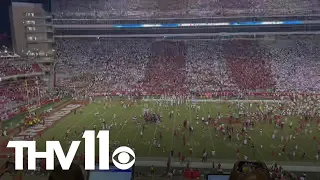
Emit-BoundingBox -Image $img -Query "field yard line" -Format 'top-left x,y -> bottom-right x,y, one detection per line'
113,103 -> 139,141
295,142 -> 313,161
234,104 -> 265,160
188,102 -> 194,157
130,117 -> 141,142
131,103 -> 149,143
202,101 -> 215,150
56,103 -> 102,140
147,125 -> 158,156
228,103 -> 240,150
147,101 -> 160,156
297,130 -> 316,160
170,102 -> 178,152
74,108 -> 109,140
249,133 -> 266,161
45,104 -> 99,136
130,127 -> 140,143
263,131 -> 291,162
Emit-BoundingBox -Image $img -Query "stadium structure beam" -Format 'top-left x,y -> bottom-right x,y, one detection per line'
54,31 -> 320,38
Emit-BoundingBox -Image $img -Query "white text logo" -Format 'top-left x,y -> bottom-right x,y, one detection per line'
7,130 -> 135,170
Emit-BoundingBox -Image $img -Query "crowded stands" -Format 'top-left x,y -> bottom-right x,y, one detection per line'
0,77 -> 48,121
0,55 -> 42,77
54,36 -> 320,96
51,0 -> 320,18
0,60 -> 39,77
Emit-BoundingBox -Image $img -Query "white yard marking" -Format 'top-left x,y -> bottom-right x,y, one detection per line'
56,104 -> 102,140
263,131 -> 290,161
170,103 -> 178,151
12,104 -> 81,141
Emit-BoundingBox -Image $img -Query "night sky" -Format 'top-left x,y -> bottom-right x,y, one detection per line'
0,0 -> 10,38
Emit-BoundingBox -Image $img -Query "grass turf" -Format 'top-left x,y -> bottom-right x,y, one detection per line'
35,99 -> 320,163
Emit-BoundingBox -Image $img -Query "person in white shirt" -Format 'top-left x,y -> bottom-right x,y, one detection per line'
212,150 -> 215,156
292,151 -> 296,158
244,139 -> 247,145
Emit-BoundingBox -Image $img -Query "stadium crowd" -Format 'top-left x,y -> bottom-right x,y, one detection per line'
51,0 -> 320,19
53,37 -> 320,96
0,78 -> 49,121
0,36 -> 320,179
0,60 -> 41,77
1,36 -> 319,122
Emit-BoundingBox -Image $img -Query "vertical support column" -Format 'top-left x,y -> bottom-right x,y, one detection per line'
48,63 -> 55,90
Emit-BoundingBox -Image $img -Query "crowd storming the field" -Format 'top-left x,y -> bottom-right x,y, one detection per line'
34,94 -> 320,163
1,36 -> 320,179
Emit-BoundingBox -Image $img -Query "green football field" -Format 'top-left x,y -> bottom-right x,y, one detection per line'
35,99 -> 320,163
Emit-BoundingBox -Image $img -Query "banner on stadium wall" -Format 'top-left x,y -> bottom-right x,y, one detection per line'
205,92 -> 212,98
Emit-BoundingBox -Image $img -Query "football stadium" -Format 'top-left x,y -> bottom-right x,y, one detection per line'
0,0 -> 320,180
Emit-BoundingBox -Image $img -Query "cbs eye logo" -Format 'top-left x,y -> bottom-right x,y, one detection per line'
112,146 -> 135,170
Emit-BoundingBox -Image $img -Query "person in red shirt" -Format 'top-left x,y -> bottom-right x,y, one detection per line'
181,155 -> 185,165
184,120 -> 187,128
282,145 -> 286,153
41,159 -> 46,175
166,158 -> 171,170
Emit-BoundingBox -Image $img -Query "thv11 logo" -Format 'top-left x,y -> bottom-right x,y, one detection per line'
7,130 -> 135,170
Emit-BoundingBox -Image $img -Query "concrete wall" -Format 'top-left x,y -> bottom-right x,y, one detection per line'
10,2 -> 52,56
